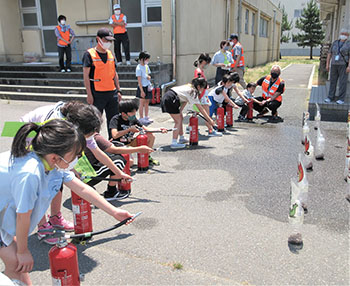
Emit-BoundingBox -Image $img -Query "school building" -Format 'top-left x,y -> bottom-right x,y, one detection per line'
0,0 -> 281,86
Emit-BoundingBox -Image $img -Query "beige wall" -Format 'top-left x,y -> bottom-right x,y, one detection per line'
22,30 -> 42,55
0,0 -> 23,62
144,26 -> 162,61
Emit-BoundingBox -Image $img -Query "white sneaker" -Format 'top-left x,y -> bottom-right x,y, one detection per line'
336,99 -> 344,104
170,142 -> 186,149
60,69 -> 66,73
117,62 -> 123,66
208,130 -> 222,137
66,68 -> 71,72
126,61 -> 131,66
178,137 -> 189,144
324,98 -> 331,103
145,116 -> 154,123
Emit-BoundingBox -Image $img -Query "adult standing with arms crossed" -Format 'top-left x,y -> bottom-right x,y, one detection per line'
324,28 -> 350,105
55,15 -> 75,73
109,4 -> 131,66
83,28 -> 122,138
228,33 -> 247,89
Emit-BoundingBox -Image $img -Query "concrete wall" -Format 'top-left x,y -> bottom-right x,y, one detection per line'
144,26 -> 162,61
0,0 -> 23,62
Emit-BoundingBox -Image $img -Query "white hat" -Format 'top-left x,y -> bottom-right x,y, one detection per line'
113,4 -> 120,10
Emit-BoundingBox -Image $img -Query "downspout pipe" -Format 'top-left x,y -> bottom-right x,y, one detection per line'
238,0 -> 242,38
161,0 -> 177,96
225,0 -> 230,39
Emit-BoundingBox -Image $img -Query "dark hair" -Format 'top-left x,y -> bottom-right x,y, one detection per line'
58,15 -> 66,22
136,51 -> 151,62
11,119 -> 85,159
247,82 -> 257,89
193,53 -> 212,67
191,77 -> 207,90
119,98 -> 140,114
221,74 -> 230,84
229,72 -> 240,83
61,102 -> 102,135
220,40 -> 229,49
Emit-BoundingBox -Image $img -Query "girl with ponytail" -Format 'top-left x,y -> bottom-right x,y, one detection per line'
0,120 -> 133,285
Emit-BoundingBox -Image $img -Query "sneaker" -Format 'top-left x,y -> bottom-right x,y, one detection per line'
138,117 -> 148,125
336,99 -> 344,104
149,156 -> 160,166
117,62 -> 123,66
170,142 -> 186,149
208,130 -> 222,136
49,211 -> 74,232
66,68 -> 71,72
60,69 -> 66,73
37,222 -> 59,245
178,137 -> 189,144
145,116 -> 154,123
324,97 -> 331,103
103,189 -> 130,201
126,61 -> 131,66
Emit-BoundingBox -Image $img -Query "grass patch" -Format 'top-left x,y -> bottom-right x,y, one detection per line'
244,56 -> 321,85
172,262 -> 183,270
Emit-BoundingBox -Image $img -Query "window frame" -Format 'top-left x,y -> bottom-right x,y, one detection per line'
259,17 -> 268,38
245,9 -> 249,34
145,4 -> 162,26
251,12 -> 255,35
19,0 -> 39,28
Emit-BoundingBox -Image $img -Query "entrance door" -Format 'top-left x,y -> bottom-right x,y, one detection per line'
38,0 -> 58,55
120,0 -> 143,55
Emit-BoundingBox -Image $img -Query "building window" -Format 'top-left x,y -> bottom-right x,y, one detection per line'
294,9 -> 303,18
146,6 -> 161,24
245,9 -> 249,34
20,0 -> 38,27
259,17 -> 268,38
251,12 -> 255,35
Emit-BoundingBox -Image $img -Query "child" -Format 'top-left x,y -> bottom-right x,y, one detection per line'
21,101 -> 132,244
193,53 -> 221,136
55,15 -> 75,72
208,73 -> 240,118
0,120 -> 133,285
85,133 -> 153,200
136,51 -> 153,125
161,77 -> 216,149
109,98 -> 166,164
235,82 -> 261,121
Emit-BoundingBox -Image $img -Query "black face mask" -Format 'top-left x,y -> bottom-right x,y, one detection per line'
271,72 -> 279,79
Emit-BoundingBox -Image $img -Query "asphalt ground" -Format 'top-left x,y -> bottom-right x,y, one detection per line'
0,64 -> 349,285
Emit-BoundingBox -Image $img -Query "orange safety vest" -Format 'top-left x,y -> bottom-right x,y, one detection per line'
88,48 -> 116,92
56,25 -> 70,46
231,42 -> 245,68
111,14 -> 126,34
261,75 -> 284,102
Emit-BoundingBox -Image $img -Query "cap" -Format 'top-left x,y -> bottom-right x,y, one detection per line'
113,4 -> 120,10
229,33 -> 238,40
97,28 -> 115,41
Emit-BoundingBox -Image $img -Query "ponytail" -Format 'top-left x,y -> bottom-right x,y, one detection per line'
11,122 -> 41,158
193,60 -> 199,67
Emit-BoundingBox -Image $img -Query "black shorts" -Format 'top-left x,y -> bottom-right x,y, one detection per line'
161,89 -> 181,114
87,153 -> 126,187
136,86 -> 152,100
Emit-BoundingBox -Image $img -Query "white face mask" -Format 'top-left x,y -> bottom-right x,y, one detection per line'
203,64 -> 208,69
60,20 -> 66,25
115,10 -> 121,16
99,39 -> 112,50
56,156 -> 78,171
144,60 -> 149,65
229,41 -> 234,46
339,34 -> 348,41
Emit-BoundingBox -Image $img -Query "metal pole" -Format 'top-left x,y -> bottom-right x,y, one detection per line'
272,9 -> 276,61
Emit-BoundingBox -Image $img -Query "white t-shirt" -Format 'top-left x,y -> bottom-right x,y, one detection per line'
208,84 -> 236,104
171,84 -> 200,106
136,64 -> 151,87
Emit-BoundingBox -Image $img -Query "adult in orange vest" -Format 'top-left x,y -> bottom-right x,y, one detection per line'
54,15 -> 75,72
109,4 -> 131,65
253,65 -> 285,120
82,28 -> 122,138
228,34 -> 247,89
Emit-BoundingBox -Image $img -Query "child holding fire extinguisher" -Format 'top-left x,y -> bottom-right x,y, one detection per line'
160,77 -> 216,149
109,98 -> 167,165
0,120 -> 134,286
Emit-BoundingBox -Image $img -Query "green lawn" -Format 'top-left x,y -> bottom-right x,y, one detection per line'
245,56 -> 321,85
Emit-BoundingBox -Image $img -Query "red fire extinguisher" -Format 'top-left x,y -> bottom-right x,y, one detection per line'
151,89 -> 156,105
71,191 -> 92,235
49,241 -> 80,286
189,113 -> 198,145
247,100 -> 253,120
156,87 -> 161,104
225,104 -> 233,127
136,130 -> 149,171
217,106 -> 225,132
118,153 -> 131,192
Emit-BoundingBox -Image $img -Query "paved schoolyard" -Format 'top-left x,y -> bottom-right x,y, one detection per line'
0,64 -> 348,285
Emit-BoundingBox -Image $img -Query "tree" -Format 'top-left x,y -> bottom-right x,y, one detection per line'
279,3 -> 293,44
294,0 -> 324,59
